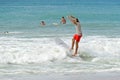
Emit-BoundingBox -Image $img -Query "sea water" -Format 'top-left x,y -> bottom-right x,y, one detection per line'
0,0 -> 120,76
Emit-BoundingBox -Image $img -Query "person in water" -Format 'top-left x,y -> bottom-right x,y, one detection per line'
60,16 -> 66,24
40,21 -> 46,26
68,16 -> 82,56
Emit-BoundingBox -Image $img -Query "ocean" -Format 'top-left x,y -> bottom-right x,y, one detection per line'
0,0 -> 120,77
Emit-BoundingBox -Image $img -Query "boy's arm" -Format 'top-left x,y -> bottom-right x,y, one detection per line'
68,16 -> 77,25
68,16 -> 76,21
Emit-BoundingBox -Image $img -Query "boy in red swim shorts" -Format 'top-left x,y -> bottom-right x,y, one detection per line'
74,34 -> 82,42
68,16 -> 82,56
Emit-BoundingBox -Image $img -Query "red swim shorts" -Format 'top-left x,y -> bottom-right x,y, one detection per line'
73,34 -> 82,42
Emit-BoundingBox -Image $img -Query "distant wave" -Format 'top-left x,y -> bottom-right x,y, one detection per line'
0,31 -> 23,34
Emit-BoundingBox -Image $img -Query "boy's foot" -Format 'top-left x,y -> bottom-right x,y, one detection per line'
72,53 -> 77,56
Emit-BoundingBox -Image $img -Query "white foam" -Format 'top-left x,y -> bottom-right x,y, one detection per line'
80,36 -> 120,57
0,36 -> 120,64
0,37 -> 67,64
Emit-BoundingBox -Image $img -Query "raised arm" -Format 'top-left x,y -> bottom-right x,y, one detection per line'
68,16 -> 75,20
68,16 -> 77,25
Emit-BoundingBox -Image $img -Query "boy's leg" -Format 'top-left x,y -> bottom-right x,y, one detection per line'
73,41 -> 79,56
71,38 -> 75,50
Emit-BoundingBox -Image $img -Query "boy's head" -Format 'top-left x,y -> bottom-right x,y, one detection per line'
76,18 -> 79,22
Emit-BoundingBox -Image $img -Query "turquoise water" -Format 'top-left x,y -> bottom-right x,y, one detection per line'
0,0 -> 120,76
0,0 -> 120,37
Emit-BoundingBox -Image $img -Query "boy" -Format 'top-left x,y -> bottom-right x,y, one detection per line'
68,16 -> 82,56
